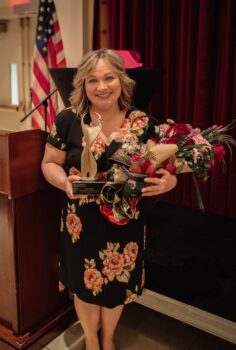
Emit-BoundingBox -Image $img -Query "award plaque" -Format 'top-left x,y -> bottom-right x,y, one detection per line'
72,179 -> 106,195
72,113 -> 106,195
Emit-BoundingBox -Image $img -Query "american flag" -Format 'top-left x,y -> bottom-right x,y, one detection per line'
31,0 -> 66,130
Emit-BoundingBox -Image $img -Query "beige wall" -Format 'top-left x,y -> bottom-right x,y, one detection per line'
0,0 -> 94,131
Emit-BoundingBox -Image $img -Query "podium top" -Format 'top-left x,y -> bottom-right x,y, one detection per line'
49,67 -> 164,111
0,129 -> 48,198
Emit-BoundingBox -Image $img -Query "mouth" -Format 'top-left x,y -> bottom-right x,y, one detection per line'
96,92 -> 112,99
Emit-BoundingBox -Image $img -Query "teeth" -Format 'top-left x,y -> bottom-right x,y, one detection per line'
97,93 -> 111,96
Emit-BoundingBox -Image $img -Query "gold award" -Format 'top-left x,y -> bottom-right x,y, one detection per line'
72,113 -> 106,194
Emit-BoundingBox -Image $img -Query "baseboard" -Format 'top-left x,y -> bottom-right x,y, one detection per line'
136,288 -> 236,344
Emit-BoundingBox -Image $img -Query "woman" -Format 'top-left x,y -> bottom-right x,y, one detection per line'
41,49 -> 177,350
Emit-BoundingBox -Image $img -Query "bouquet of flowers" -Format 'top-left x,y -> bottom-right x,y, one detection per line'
100,118 -> 236,225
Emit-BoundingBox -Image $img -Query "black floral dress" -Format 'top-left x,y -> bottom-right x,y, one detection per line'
47,107 -> 154,308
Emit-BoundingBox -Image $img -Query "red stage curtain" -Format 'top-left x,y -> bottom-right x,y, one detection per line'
93,0 -> 236,218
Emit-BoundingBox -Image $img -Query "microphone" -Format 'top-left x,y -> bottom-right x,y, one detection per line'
20,89 -> 58,131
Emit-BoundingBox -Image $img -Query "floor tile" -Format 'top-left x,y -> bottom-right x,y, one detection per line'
45,320 -> 85,350
42,302 -> 235,350
115,303 -> 199,350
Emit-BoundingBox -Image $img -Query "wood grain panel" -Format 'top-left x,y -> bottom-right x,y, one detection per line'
9,130 -> 48,198
15,187 -> 70,334
0,131 -> 11,195
0,194 -> 18,331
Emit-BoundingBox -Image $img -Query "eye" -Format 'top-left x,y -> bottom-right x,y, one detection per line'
105,76 -> 114,81
87,78 -> 97,84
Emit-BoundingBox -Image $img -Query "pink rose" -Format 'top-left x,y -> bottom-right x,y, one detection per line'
120,119 -> 131,135
66,213 -> 82,239
131,116 -> 148,131
102,252 -> 125,281
123,242 -> 138,265
91,137 -> 105,154
84,268 -> 103,293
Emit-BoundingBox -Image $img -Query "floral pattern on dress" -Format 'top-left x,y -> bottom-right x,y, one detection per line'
80,110 -> 148,160
99,242 -> 138,284
66,203 -> 82,243
77,196 -> 101,206
49,123 -> 66,150
84,241 -> 139,296
84,258 -> 104,296
124,285 -> 139,304
123,110 -> 149,137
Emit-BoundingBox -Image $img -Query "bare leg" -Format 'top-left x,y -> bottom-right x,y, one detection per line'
74,295 -> 101,350
100,304 -> 124,350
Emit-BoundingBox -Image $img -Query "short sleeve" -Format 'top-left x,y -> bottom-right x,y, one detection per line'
47,108 -> 75,151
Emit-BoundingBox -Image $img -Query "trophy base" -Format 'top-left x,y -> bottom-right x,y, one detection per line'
72,178 -> 106,195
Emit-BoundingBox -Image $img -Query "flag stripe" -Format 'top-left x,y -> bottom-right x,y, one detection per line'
31,0 -> 66,130
33,61 -> 50,93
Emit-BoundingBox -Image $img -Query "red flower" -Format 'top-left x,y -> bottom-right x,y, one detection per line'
140,159 -> 153,174
213,144 -> 226,160
175,123 -> 191,135
165,136 -> 180,144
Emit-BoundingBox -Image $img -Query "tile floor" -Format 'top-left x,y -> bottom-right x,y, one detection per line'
42,303 -> 235,350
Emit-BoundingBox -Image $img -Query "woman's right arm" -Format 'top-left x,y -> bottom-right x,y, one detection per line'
41,143 -> 81,199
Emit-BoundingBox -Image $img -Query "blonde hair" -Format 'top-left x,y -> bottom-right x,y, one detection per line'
69,48 -> 136,116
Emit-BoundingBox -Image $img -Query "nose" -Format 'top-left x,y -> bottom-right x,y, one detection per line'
97,79 -> 107,90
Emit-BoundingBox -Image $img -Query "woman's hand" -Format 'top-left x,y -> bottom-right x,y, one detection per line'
141,168 -> 177,197
64,175 -> 86,200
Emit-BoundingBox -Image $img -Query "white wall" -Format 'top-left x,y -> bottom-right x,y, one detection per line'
56,0 -> 83,67
0,0 -> 94,131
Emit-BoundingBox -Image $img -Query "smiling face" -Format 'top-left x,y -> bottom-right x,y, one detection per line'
84,59 -> 122,111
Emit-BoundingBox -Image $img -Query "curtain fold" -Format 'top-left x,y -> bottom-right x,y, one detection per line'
93,0 -> 236,217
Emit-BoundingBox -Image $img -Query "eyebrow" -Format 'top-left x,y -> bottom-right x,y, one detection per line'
87,72 -> 115,78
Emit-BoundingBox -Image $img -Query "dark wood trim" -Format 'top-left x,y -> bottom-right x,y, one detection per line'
0,305 -> 75,349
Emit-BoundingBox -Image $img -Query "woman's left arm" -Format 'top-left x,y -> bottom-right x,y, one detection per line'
141,168 -> 177,197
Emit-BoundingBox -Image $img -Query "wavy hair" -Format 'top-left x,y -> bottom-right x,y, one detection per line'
69,48 -> 136,116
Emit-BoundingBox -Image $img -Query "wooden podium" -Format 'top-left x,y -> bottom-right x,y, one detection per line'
0,129 -> 74,349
